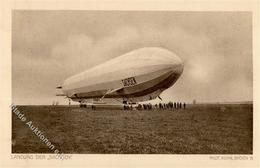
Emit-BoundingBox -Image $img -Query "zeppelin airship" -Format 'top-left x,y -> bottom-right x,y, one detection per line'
57,47 -> 184,105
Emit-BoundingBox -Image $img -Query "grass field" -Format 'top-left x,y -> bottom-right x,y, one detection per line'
12,104 -> 253,154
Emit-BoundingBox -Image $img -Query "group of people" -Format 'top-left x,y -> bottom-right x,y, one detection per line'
123,101 -> 186,110
159,101 -> 186,109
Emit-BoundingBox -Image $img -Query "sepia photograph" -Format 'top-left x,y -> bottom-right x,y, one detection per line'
11,10 -> 253,155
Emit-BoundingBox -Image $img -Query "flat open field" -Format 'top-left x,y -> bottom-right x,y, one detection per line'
12,104 -> 253,154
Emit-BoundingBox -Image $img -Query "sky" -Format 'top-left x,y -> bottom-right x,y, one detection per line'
12,11 -> 253,105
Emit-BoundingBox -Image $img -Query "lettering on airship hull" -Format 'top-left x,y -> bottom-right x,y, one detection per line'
122,77 -> 137,87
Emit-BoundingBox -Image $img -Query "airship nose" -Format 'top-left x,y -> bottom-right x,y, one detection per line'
149,47 -> 183,74
169,55 -> 184,74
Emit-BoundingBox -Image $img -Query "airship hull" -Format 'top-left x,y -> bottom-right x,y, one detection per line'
60,47 -> 184,103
